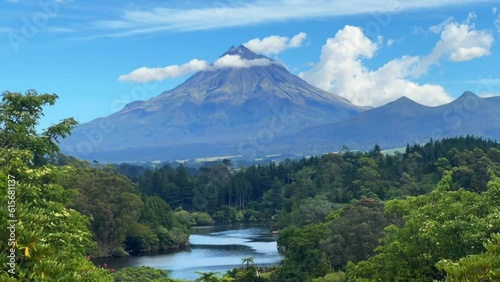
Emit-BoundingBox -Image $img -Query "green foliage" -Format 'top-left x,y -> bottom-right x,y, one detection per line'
321,198 -> 393,270
60,166 -> 143,257
0,91 -> 110,281
113,266 -> 172,282
347,176 -> 500,281
190,212 -> 215,226
436,233 -> 500,281
212,205 -> 244,223
0,90 -> 78,162
0,158 -> 112,281
283,195 -> 339,227
312,271 -> 347,282
140,196 -> 172,228
195,271 -> 222,282
274,223 -> 329,279
233,266 -> 267,282
241,257 -> 254,268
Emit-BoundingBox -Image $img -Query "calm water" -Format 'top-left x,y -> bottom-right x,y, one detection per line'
93,224 -> 282,280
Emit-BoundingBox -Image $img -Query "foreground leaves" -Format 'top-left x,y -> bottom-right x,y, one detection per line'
347,172 -> 500,281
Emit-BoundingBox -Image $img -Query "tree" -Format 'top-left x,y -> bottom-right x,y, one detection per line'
285,196 -> 336,227
114,266 -> 172,282
321,198 -> 392,270
176,164 -> 193,210
436,233 -> 500,281
195,271 -> 222,282
241,257 -> 255,268
0,90 -> 111,281
312,271 -> 346,282
275,223 -> 329,279
347,173 -> 500,281
61,166 -> 143,256
0,90 -> 78,162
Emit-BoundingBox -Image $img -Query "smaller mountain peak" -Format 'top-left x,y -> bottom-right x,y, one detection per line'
381,96 -> 426,110
458,91 -> 478,99
392,96 -> 418,105
220,44 -> 268,60
395,96 -> 413,102
452,91 -> 481,104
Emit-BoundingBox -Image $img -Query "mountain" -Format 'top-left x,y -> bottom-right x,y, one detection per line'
282,91 -> 500,155
60,45 -> 364,161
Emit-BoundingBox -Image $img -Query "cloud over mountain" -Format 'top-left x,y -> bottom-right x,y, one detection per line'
119,54 -> 273,83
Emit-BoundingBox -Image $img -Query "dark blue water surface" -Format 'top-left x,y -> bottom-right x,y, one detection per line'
93,224 -> 282,280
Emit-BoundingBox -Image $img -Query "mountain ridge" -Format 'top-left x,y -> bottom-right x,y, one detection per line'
281,91 -> 500,155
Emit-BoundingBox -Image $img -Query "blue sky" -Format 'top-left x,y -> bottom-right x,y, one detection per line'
1,0 -> 500,131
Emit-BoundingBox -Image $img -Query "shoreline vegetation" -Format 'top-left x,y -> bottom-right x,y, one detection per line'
2,91 -> 500,281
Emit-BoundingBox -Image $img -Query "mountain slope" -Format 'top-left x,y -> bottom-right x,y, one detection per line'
60,45 -> 364,161
284,91 -> 500,154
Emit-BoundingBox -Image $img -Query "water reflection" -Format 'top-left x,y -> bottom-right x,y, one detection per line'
93,224 -> 282,280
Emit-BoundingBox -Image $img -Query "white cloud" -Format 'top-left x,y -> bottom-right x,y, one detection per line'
300,14 -> 493,107
299,25 -> 453,107
118,59 -> 209,83
243,32 -> 306,55
479,92 -> 500,98
289,32 -> 307,47
386,37 -> 404,46
493,7 -> 497,15
88,0 -> 486,38
416,13 -> 493,72
119,55 -> 273,83
213,54 -> 272,68
449,46 -> 490,62
299,26 -> 377,93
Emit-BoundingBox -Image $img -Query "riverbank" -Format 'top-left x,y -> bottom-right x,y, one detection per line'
91,224 -> 282,280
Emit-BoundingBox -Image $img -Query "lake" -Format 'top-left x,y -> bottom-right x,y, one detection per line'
93,224 -> 282,280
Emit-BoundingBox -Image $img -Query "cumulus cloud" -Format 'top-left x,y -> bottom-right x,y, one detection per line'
119,55 -> 272,83
243,32 -> 307,55
416,13 -> 493,73
299,14 -> 494,107
449,46 -> 490,62
299,25 -> 451,107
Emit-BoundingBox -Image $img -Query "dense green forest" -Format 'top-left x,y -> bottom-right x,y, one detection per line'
1,91 -> 500,281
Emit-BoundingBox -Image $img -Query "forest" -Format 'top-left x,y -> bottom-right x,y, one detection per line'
1,91 -> 499,281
